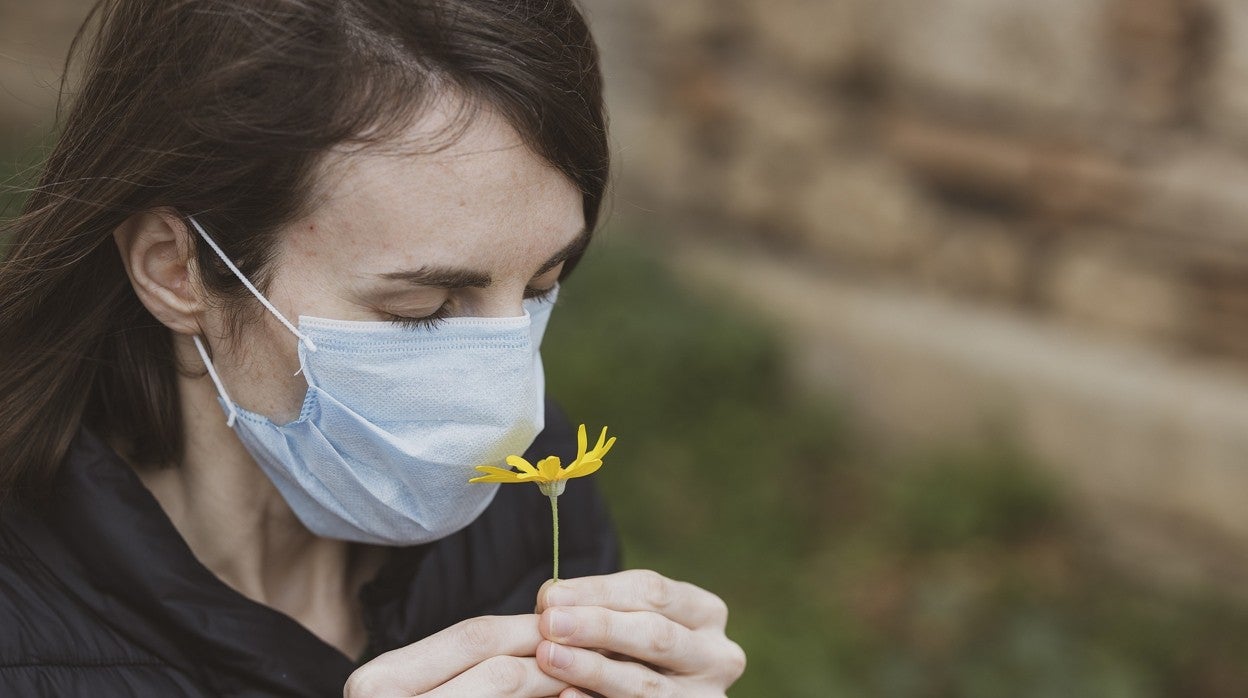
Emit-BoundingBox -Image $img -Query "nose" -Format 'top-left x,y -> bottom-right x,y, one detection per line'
468,288 -> 530,319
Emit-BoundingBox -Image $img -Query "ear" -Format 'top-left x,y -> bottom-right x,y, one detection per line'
113,209 -> 205,335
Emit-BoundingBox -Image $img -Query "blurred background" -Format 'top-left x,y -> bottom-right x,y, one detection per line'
7,0 -> 1248,695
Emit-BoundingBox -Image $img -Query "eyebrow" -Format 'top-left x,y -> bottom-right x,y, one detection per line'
378,227 -> 590,288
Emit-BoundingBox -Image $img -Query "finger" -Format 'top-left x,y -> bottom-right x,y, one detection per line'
538,641 -> 678,698
540,606 -> 715,675
422,656 -> 569,698
354,615 -> 543,694
538,570 -> 729,630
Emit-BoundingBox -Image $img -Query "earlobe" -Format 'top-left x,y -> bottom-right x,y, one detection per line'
113,209 -> 204,335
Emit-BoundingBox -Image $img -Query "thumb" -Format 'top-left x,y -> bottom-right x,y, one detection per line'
534,578 -> 558,613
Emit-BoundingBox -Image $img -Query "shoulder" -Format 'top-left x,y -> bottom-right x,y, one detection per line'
0,511 -> 207,696
0,506 -> 101,658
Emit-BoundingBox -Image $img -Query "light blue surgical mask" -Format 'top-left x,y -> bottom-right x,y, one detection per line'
186,215 -> 555,545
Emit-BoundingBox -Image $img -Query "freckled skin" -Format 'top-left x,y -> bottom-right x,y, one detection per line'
196,98 -> 584,423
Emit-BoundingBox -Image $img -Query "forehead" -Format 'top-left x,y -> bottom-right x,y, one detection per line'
290,97 -> 584,272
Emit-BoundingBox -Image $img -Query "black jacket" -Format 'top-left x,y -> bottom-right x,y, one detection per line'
0,399 -> 619,696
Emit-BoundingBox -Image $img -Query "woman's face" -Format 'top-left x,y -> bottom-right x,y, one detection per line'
199,102 -> 586,423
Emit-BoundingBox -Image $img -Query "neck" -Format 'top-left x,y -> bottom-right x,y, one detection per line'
129,337 -> 386,656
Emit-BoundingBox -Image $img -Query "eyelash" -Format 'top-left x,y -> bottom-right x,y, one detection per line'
386,285 -> 558,330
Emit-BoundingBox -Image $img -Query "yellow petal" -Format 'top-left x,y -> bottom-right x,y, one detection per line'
576,424 -> 588,462
593,435 -> 616,459
473,465 -> 515,476
582,428 -> 614,459
564,457 -> 602,479
469,466 -> 528,483
537,455 -> 564,481
561,459 -> 590,477
568,459 -> 603,479
505,455 -> 539,475
469,474 -> 509,483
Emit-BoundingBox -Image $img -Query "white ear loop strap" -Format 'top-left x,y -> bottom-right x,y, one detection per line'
192,335 -> 239,427
186,214 -> 317,352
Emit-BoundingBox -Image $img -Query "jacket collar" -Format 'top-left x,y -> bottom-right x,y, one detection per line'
17,428 -> 427,696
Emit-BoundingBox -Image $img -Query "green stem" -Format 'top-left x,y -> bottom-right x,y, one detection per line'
550,493 -> 560,582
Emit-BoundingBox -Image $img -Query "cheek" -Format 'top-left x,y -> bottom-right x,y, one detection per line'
212,314 -> 309,423
214,247 -> 340,421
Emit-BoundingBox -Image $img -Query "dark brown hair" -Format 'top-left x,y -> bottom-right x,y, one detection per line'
0,0 -> 609,507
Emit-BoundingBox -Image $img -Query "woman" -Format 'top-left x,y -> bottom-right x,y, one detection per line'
0,1 -> 745,696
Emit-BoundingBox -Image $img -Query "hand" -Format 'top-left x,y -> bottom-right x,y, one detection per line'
534,570 -> 746,697
343,614 -> 569,697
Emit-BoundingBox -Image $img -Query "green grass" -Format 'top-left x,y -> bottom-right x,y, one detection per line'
544,232 -> 1248,697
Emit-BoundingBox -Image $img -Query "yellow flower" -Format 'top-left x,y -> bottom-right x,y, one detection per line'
470,424 -> 616,496
471,424 -> 617,581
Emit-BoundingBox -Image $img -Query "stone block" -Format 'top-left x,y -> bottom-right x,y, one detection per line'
1203,0 -> 1248,145
743,0 -> 868,77
1123,146 -> 1248,250
1042,235 -> 1190,344
883,116 -> 1133,224
718,74 -> 848,230
1186,258 -> 1248,361
634,0 -> 751,56
914,213 -> 1030,302
727,70 -> 845,153
873,0 -> 1115,123
1103,0 -> 1213,126
790,153 -> 938,271
617,112 -> 716,217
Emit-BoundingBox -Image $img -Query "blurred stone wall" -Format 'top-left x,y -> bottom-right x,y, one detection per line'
579,0 -> 1248,589
588,0 -> 1248,360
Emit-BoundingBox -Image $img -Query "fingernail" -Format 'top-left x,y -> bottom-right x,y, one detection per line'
548,642 -> 574,669
548,609 -> 577,638
545,584 -> 575,607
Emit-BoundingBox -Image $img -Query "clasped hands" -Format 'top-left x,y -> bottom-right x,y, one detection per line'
344,569 -> 746,697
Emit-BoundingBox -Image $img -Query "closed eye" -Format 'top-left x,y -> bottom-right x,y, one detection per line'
384,302 -> 452,330
385,285 -> 557,329
523,285 -> 558,302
